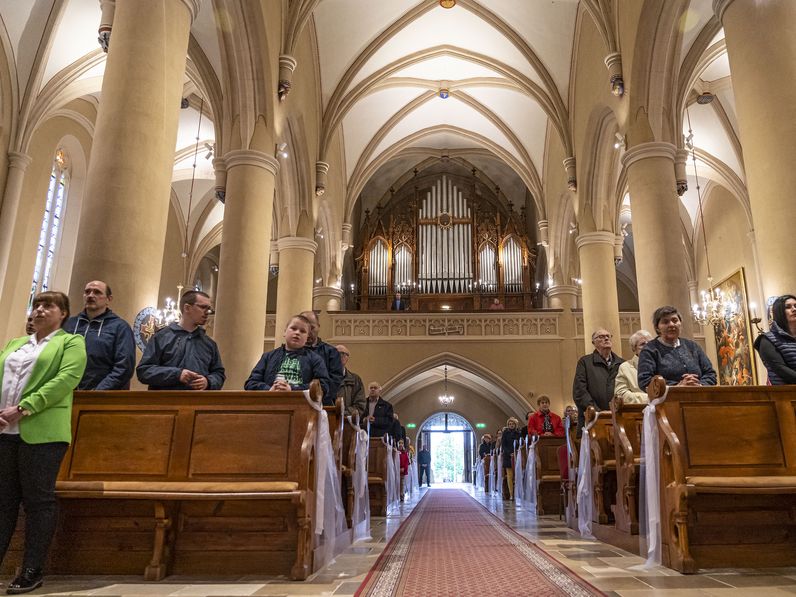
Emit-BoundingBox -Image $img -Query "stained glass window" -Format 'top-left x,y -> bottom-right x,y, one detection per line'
29,149 -> 69,309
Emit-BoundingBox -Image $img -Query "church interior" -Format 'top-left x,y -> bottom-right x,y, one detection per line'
1,0 -> 795,595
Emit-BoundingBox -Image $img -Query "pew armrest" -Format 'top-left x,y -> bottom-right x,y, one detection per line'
56,480 -> 301,500
686,475 -> 796,494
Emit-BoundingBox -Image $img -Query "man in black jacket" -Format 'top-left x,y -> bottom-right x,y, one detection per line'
573,328 -> 624,436
137,291 -> 225,390
301,310 -> 344,406
417,446 -> 431,486
365,381 -> 393,437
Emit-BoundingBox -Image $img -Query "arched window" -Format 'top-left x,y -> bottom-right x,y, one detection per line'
29,149 -> 69,307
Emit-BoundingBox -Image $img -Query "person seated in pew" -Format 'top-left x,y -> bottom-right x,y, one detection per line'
614,329 -> 653,403
244,314 -> 329,393
136,291 -> 225,390
527,394 -> 564,437
637,306 -> 716,390
500,418 -> 521,500
364,382 -> 393,437
478,434 -> 492,458
563,404 -> 577,427
754,294 -> 796,384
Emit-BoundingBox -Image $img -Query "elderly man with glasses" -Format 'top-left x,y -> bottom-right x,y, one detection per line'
137,290 -> 226,390
572,328 -> 624,437
335,344 -> 366,418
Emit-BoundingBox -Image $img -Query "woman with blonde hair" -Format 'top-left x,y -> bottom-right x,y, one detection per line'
500,417 -> 521,500
614,330 -> 653,403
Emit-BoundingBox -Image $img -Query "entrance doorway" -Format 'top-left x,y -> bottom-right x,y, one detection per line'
418,412 -> 475,483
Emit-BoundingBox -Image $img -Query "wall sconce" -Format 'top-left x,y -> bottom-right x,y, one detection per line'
275,143 -> 288,159
613,132 -> 626,150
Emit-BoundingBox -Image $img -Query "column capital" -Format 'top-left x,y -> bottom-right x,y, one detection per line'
277,236 -> 318,254
546,284 -> 580,299
178,0 -> 202,22
575,231 -> 615,250
712,0 -> 735,23
224,149 -> 279,176
313,286 -> 344,301
7,151 -> 32,170
621,141 -> 677,168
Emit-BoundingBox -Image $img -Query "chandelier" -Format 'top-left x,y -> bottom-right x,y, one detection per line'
438,365 -> 455,407
686,107 -> 739,329
156,285 -> 183,327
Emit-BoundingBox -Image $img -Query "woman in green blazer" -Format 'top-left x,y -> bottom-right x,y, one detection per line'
0,291 -> 86,595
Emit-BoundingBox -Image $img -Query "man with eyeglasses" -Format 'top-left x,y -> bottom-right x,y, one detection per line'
137,290 -> 226,390
572,328 -> 623,437
335,344 -> 366,418
64,280 -> 135,389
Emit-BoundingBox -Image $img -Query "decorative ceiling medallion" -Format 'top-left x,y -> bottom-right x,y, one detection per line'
439,0 -> 456,8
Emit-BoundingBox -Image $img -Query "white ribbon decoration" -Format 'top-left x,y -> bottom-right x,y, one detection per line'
496,450 -> 504,497
640,386 -> 668,568
488,453 -> 495,493
384,439 -> 397,506
302,391 -> 349,569
514,440 -> 525,503
393,448 -> 401,501
577,416 -> 597,538
475,458 -> 485,489
351,424 -> 371,541
524,435 -> 538,512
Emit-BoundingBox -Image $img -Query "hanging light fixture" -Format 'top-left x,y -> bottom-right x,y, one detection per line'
687,107 -> 738,329
156,96 -> 207,327
438,365 -> 455,407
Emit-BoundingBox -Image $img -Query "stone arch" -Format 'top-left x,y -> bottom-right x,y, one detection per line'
380,351 -> 530,420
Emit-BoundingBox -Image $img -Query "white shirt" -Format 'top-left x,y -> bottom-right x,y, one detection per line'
1,331 -> 57,434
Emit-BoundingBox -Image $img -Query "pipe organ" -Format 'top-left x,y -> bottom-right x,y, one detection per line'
356,174 -> 535,311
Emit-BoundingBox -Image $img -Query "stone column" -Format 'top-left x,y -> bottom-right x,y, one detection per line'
212,150 -> 279,389
576,232 -> 621,353
274,236 -> 317,347
546,284 -> 579,310
313,285 -> 343,339
69,0 -> 198,323
621,142 -> 693,336
714,0 -> 796,300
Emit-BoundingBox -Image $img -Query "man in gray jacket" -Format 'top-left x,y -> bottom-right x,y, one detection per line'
572,328 -> 624,436
336,344 -> 366,418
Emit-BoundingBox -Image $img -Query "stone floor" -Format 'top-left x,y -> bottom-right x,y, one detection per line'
5,484 -> 796,596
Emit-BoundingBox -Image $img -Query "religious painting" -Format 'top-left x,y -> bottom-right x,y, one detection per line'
712,268 -> 756,385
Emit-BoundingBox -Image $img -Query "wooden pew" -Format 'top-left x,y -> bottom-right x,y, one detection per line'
535,436 -> 566,515
6,386 -> 324,581
611,397 -> 645,534
482,454 -> 492,492
341,413 -> 359,527
324,397 -> 345,482
587,409 -> 617,525
367,437 -> 389,516
648,377 -> 796,573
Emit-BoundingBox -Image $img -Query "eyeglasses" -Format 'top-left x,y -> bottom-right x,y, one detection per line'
191,304 -> 213,312
593,334 -> 612,340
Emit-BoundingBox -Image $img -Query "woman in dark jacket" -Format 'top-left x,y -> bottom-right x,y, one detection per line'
478,434 -> 493,459
754,294 -> 796,384
637,305 -> 716,390
500,418 -> 521,500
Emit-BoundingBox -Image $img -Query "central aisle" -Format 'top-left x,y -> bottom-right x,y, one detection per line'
356,488 -> 602,597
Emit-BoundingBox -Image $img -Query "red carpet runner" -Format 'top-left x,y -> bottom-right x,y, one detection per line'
356,489 -> 603,597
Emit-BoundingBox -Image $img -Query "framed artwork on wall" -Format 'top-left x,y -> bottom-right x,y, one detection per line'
713,268 -> 756,385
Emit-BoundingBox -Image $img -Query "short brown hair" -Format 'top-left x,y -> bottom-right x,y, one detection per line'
536,394 -> 551,406
286,314 -> 312,330
180,290 -> 210,311
32,291 -> 70,322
